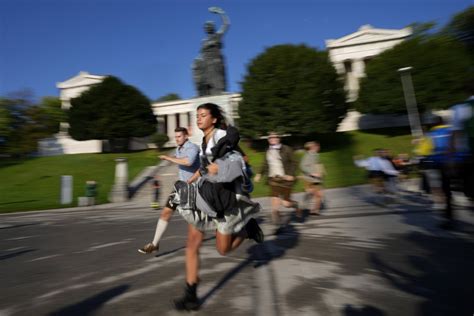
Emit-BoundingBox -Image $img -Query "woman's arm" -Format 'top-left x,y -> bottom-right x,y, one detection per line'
187,169 -> 201,184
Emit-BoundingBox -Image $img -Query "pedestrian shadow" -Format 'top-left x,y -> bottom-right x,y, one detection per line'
0,249 -> 36,261
251,223 -> 300,268
198,257 -> 253,305
400,192 -> 432,205
48,284 -> 129,316
198,222 -> 300,306
343,304 -> 385,316
128,176 -> 153,199
154,236 -> 216,258
345,184 -> 474,234
0,223 -> 38,230
368,231 -> 474,315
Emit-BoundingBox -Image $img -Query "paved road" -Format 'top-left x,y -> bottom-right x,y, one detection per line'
1,164 -> 473,315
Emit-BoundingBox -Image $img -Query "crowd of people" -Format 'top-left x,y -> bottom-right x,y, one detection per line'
353,95 -> 474,229
136,94 -> 473,310
137,103 -> 328,311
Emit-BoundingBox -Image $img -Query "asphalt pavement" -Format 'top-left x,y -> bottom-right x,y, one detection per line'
1,163 -> 473,316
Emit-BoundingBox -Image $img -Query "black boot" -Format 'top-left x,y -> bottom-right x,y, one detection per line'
245,218 -> 264,243
173,282 -> 200,311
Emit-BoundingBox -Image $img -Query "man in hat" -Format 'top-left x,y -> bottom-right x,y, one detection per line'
254,132 -> 301,232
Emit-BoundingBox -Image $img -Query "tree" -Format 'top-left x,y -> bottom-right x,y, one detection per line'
356,36 -> 473,114
407,21 -> 437,37
39,96 -> 65,134
0,91 -> 36,157
238,44 -> 346,138
155,93 -> 181,102
0,95 -> 65,157
151,132 -> 169,150
442,6 -> 474,53
68,76 -> 156,152
0,98 -> 14,153
0,99 -> 12,140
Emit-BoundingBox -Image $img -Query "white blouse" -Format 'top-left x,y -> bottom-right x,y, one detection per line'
200,128 -> 227,162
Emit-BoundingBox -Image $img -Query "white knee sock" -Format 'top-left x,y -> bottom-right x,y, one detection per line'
152,219 -> 168,246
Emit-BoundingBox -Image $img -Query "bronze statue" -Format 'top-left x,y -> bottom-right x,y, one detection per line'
193,7 -> 230,96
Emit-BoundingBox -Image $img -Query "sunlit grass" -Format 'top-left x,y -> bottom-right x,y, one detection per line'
0,150 -> 160,213
0,128 -> 414,212
243,128 -> 414,198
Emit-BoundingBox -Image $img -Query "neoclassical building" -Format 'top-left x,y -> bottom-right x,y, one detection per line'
326,25 -> 412,102
39,72 -> 105,155
152,93 -> 241,146
43,71 -> 241,154
47,25 -> 412,155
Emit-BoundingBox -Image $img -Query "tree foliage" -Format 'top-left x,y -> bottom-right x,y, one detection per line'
68,76 -> 156,152
151,132 -> 169,149
39,96 -> 66,134
238,44 -> 346,138
0,93 -> 64,157
442,6 -> 474,52
0,99 -> 13,142
155,93 -> 181,102
356,36 -> 473,114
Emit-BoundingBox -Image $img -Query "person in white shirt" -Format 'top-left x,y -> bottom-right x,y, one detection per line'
354,148 -> 399,196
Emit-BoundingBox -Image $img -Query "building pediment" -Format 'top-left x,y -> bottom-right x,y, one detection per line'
57,71 -> 105,89
326,25 -> 411,48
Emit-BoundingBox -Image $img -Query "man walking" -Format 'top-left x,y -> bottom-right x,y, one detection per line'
254,132 -> 301,232
159,127 -> 200,182
139,127 -> 200,254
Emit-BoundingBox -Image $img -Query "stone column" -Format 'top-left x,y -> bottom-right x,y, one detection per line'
353,59 -> 365,78
189,109 -> 199,143
334,62 -> 345,75
167,114 -> 177,145
109,157 -> 129,202
179,112 -> 189,130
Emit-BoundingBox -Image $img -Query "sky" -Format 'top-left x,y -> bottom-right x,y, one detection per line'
0,0 -> 472,102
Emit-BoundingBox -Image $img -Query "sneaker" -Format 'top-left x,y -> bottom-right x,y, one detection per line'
138,242 -> 158,254
245,218 -> 264,243
150,202 -> 160,209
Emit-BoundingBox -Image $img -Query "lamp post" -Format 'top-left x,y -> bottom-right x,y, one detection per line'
398,67 -> 423,138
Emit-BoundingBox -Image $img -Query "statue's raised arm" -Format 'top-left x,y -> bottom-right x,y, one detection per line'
208,6 -> 230,35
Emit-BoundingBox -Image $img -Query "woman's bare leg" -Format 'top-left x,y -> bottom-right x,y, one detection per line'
312,187 -> 323,213
185,224 -> 204,285
215,230 -> 247,256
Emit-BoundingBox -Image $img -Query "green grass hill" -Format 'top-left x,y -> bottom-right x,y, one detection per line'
0,128 -> 414,213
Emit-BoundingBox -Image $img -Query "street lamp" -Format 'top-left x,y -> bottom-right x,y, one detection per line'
398,67 -> 423,138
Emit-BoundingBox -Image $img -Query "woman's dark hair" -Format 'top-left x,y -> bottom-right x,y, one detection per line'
197,102 -> 227,129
